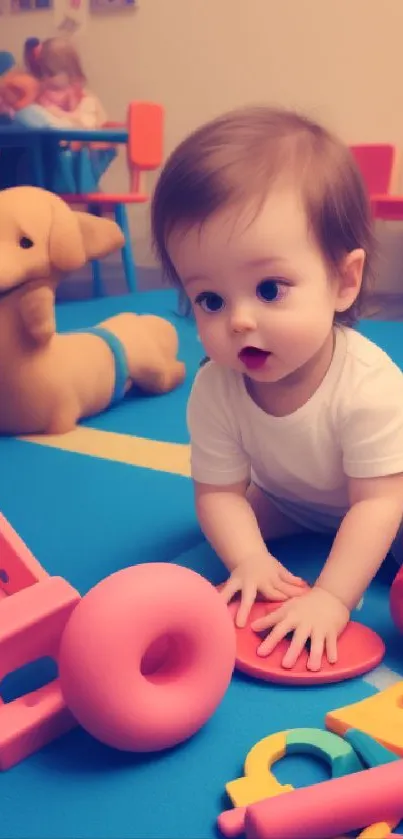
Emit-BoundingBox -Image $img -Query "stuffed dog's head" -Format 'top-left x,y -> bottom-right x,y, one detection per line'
0,186 -> 125,296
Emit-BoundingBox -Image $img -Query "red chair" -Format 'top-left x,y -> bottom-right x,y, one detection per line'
369,194 -> 403,221
350,144 -> 397,196
63,101 -> 164,296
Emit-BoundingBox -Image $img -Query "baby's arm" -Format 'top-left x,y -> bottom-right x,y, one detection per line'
253,360 -> 403,670
317,473 -> 403,609
187,363 -> 304,625
195,479 -> 305,625
196,479 -> 266,571
250,476 -> 401,671
320,360 -> 403,609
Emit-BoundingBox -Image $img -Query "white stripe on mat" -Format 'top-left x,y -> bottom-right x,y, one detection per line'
363,664 -> 402,690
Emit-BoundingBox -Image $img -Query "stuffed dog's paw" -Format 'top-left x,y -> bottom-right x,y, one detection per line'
19,285 -> 56,345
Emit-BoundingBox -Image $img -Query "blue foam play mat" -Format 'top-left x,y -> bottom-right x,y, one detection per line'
0,288 -> 402,838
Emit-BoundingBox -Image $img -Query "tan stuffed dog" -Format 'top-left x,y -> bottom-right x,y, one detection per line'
0,186 -> 185,435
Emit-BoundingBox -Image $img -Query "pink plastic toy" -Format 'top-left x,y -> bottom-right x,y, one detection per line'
0,512 -> 236,767
58,563 -> 236,751
235,760 -> 403,839
0,513 -> 79,770
0,511 -> 49,593
390,566 -> 403,633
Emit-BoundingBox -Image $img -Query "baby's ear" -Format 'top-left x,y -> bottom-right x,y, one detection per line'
335,248 -> 366,313
74,212 -> 125,261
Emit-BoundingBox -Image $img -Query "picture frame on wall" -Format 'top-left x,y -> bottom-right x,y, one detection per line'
11,0 -> 52,11
90,0 -> 136,13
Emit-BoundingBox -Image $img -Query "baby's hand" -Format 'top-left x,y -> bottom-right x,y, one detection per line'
220,554 -> 306,628
251,586 -> 350,671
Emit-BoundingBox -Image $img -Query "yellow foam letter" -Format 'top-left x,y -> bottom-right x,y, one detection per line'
226,731 -> 292,807
326,682 -> 403,757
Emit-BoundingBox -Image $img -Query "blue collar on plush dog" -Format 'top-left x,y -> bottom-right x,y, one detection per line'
73,326 -> 129,405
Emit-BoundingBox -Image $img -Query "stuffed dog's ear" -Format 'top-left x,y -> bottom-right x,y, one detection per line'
48,199 -> 124,273
74,212 -> 125,261
48,196 -> 87,272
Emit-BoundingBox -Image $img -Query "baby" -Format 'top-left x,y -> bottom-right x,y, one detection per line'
151,106 -> 403,672
32,37 -> 106,129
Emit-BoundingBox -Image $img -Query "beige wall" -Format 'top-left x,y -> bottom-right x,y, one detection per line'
2,0 -> 403,289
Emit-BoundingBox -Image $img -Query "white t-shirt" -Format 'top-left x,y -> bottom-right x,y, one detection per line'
187,326 -> 403,520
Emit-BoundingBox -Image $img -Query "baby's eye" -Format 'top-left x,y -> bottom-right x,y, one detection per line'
257,279 -> 287,302
194,291 -> 225,313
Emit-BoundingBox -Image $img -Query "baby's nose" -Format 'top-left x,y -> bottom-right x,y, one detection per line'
229,304 -> 257,333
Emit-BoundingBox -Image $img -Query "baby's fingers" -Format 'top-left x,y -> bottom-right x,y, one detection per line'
307,631 -> 326,672
278,566 -> 305,586
220,575 -> 241,605
236,583 -> 258,628
282,625 -> 310,669
259,581 -> 288,602
251,606 -> 285,634
256,619 -> 291,657
274,577 -> 307,599
325,632 -> 338,665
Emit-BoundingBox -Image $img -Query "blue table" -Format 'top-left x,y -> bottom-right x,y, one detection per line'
0,124 -> 128,190
0,122 -> 46,187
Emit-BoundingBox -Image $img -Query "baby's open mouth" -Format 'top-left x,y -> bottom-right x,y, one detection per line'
238,347 -> 271,370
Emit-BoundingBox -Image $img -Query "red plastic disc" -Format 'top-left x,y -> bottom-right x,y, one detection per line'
226,599 -> 385,685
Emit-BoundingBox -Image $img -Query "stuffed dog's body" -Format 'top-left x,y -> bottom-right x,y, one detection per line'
0,187 -> 185,435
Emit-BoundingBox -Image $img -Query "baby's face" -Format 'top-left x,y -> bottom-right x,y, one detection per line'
45,72 -> 70,91
168,185 -> 362,385
40,74 -> 73,109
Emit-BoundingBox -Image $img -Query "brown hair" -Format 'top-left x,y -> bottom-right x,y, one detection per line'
151,106 -> 375,325
34,37 -> 86,84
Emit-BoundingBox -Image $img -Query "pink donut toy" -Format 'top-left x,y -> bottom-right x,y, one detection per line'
58,563 -> 236,752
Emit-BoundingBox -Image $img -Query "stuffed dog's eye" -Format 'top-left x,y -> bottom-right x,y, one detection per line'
19,236 -> 34,249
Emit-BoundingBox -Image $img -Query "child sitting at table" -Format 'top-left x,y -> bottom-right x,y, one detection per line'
30,36 -> 107,129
